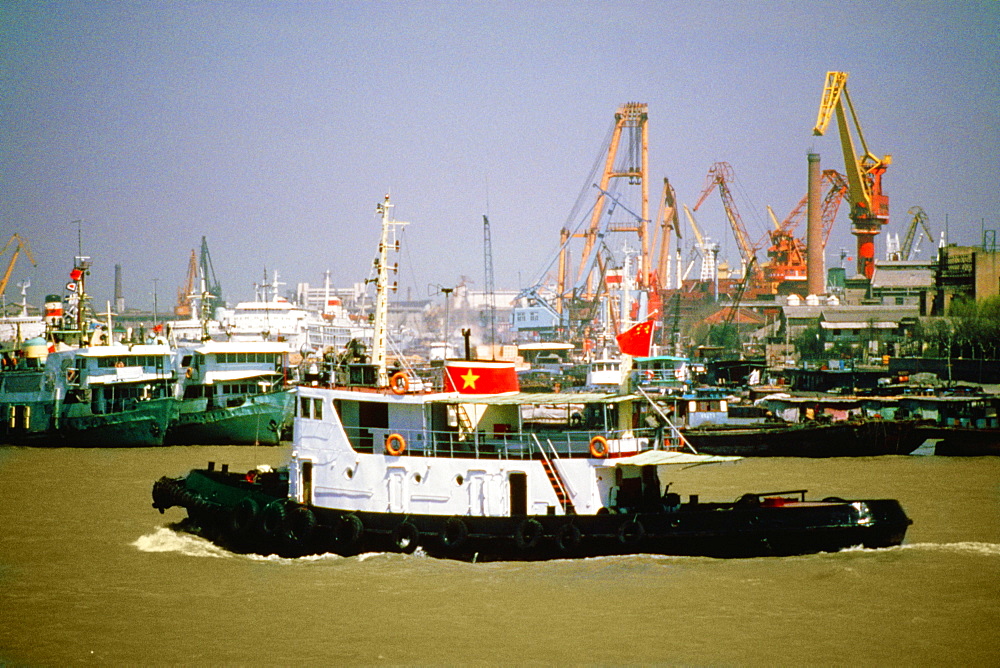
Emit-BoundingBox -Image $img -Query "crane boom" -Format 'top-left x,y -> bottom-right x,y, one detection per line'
693,162 -> 758,266
813,71 -> 891,279
900,206 -> 935,260
0,234 -> 38,298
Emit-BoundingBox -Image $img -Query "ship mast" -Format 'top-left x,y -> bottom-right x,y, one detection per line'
372,194 -> 407,387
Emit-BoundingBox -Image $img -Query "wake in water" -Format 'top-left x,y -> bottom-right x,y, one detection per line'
132,527 -> 234,559
898,541 -> 1000,556
131,526 -> 419,563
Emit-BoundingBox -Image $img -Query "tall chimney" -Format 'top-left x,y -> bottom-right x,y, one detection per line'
114,264 -> 125,313
806,152 -> 824,295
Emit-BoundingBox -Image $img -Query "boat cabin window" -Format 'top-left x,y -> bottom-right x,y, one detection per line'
215,352 -> 282,365
299,396 -> 324,420
96,355 -> 164,369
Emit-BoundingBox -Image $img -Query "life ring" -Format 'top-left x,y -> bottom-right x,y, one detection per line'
441,517 -> 468,549
555,523 -> 582,552
115,361 -> 125,368
385,433 -> 406,456
617,518 -> 645,545
185,367 -> 193,379
514,518 -> 544,551
589,435 -> 609,458
245,470 -> 259,483
393,521 -> 420,554
389,372 -> 409,395
644,369 -> 654,380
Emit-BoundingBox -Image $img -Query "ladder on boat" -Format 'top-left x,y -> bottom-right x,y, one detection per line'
532,434 -> 576,514
635,385 -> 698,453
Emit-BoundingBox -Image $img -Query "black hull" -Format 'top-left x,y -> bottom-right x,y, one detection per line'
152,467 -> 912,562
684,419 -> 930,457
918,425 -> 1000,456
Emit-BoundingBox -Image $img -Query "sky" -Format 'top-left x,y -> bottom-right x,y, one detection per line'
2,0 -> 998,313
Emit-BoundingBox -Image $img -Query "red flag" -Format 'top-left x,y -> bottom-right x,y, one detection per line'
443,360 -> 520,394
69,268 -> 83,281
616,319 -> 654,357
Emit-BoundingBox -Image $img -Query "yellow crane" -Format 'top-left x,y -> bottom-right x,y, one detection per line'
813,71 -> 891,279
0,233 -> 38,299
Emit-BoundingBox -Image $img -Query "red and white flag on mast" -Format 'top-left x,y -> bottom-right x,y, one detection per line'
616,318 -> 655,357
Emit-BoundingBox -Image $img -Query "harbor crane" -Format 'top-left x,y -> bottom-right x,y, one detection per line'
763,169 -> 849,291
0,233 -> 38,300
558,102 -> 651,309
813,71 -> 891,279
899,206 -> 936,260
693,162 -> 765,290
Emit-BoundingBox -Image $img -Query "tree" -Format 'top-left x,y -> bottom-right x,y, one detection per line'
794,324 -> 825,360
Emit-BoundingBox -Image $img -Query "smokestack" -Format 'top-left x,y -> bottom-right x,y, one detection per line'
114,264 -> 125,313
806,152 -> 824,295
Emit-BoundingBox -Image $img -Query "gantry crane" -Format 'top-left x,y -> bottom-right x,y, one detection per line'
0,233 -> 37,299
558,102 -> 651,309
813,71 -> 891,279
693,162 -> 764,290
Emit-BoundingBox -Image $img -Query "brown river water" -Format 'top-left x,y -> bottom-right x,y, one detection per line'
1,444 -> 998,666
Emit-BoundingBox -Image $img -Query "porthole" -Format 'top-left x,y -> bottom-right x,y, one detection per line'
455,474 -> 464,486
345,468 -> 354,479
414,473 -> 422,483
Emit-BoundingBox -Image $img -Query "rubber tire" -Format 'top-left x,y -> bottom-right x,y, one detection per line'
230,498 -> 261,538
393,521 -> 420,554
335,514 -> 364,548
262,500 -> 289,536
441,518 -> 468,550
617,518 -> 645,546
514,518 -> 544,551
285,505 -> 317,544
555,523 -> 582,553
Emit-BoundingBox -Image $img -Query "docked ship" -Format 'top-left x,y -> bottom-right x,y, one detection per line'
0,340 -> 179,447
218,270 -> 371,353
169,340 -> 293,445
151,195 -> 912,561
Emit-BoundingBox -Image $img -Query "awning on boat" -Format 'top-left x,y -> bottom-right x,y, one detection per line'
201,370 -> 282,384
604,450 -> 741,467
428,392 -> 637,406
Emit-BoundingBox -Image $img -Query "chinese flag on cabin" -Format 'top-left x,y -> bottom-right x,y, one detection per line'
443,360 -> 520,394
616,319 -> 655,357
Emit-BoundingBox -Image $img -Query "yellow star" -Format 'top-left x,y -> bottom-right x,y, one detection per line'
460,369 -> 480,389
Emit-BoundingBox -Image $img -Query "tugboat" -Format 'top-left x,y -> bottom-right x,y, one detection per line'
151,195 -> 912,561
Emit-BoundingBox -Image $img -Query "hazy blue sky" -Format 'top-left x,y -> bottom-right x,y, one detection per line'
2,1 -> 997,311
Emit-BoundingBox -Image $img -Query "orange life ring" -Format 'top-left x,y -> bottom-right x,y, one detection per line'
185,367 -> 193,379
389,372 -> 409,395
589,435 -> 609,458
385,433 -> 406,456
115,361 -> 125,368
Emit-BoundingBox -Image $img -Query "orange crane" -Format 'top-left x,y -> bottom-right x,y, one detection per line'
0,233 -> 37,299
813,71 -> 891,279
559,102 -> 650,308
174,249 -> 198,317
763,169 -> 849,291
693,162 -> 764,291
